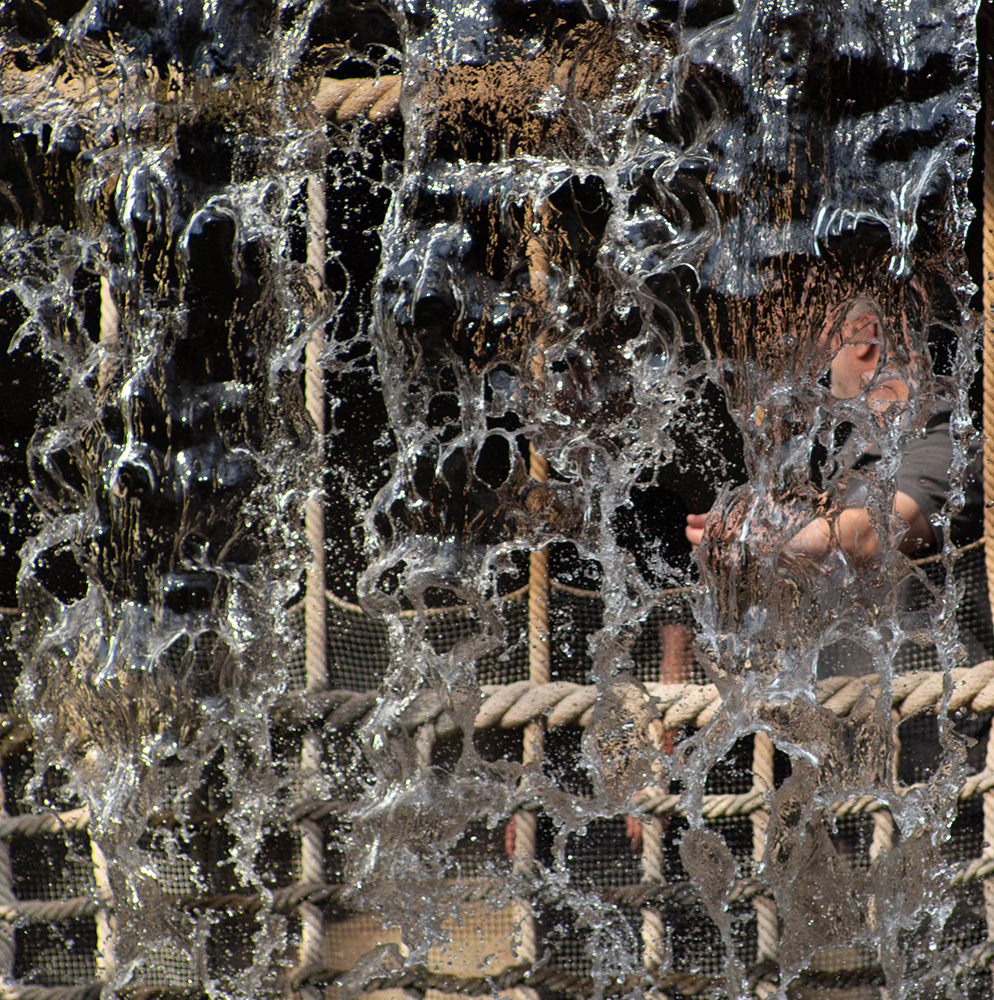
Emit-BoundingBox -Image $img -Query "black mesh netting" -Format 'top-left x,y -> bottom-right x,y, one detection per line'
2,539 -> 994,994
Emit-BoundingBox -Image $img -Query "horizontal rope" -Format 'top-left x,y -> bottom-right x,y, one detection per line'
0,805 -> 231,840
2,667 -> 992,846
6,838 -> 994,929
315,75 -> 401,124
0,897 -> 99,923
0,873 -> 988,996
186,871 -> 764,925
8,769 -> 989,844
294,952 -> 925,997
0,808 -> 90,838
180,880 -> 349,914
281,661 -> 994,738
295,931 -> 991,997
0,986 -> 104,1000
295,956 -> 714,997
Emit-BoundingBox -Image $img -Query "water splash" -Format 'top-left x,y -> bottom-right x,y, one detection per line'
0,0 -> 986,997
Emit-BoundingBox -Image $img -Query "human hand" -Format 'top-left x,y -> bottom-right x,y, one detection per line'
685,512 -> 707,549
780,515 -> 833,565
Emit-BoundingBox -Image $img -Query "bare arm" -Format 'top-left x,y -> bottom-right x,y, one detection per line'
686,491 -> 935,566
782,491 -> 934,565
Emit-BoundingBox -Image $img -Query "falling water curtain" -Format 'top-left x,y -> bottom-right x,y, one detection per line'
0,2 -> 992,1000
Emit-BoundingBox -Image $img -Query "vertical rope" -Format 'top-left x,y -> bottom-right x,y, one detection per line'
869,810 -> 894,864
299,172 -> 328,994
751,732 -> 778,963
90,826 -> 117,984
641,623 -> 692,980
640,814 -> 666,975
979,41 -> 993,919
510,198 -> 553,969
869,803 -> 895,976
304,172 -> 328,690
0,761 -> 15,985
98,276 -> 120,392
415,723 -> 435,771
91,280 -> 121,985
512,442 -> 549,968
984,719 -> 994,979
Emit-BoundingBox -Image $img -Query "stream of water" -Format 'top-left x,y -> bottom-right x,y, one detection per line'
0,0 -> 987,997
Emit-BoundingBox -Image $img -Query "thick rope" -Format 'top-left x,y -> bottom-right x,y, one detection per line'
0,809 -> 90,838
640,814 -> 666,972
0,898 -> 100,922
88,834 -> 115,984
967,57 -> 993,1000
303,170 -> 329,698
16,665 -> 993,783
512,444 -> 549,967
299,171 -> 328,996
0,661 -> 994,839
750,733 -> 778,964
279,661 -> 994,741
97,276 -> 119,393
0,757 -> 15,984
314,76 -> 401,124
869,809 -> 894,865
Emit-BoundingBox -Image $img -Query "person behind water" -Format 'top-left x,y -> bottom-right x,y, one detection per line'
686,295 -> 982,568
686,294 -> 989,789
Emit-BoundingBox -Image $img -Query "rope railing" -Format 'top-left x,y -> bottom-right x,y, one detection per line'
270,661 -> 994,737
0,664 -> 987,842
314,75 -> 401,124
15,831 -> 994,931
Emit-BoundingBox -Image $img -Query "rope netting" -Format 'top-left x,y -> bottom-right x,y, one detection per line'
1,535 -> 993,998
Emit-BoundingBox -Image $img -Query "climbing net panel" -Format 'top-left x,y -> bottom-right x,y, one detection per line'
1,533 -> 993,999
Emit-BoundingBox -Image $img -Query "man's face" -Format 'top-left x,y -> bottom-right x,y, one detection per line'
827,297 -> 907,409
